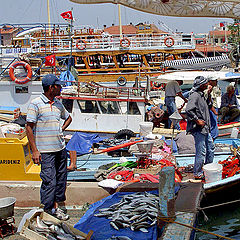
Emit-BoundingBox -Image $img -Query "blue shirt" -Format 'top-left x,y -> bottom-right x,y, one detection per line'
27,94 -> 70,153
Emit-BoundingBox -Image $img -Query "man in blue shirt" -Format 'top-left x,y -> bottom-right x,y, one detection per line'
26,74 -> 72,220
220,85 -> 240,124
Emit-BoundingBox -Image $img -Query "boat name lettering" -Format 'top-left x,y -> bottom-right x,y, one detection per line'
5,48 -> 27,54
0,160 -> 20,164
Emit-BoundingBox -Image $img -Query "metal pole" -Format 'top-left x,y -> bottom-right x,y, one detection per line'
47,0 -> 51,36
213,26 -> 215,57
118,4 -> 123,39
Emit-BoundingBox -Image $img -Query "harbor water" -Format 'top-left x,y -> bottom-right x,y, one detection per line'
196,190 -> 240,240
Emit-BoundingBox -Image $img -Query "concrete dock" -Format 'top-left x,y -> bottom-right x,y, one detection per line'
0,181 -> 110,207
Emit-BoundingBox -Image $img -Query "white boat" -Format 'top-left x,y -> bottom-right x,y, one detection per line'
0,80 -> 146,134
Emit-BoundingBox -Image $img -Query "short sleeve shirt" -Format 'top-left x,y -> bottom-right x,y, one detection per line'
165,81 -> 181,97
26,94 -> 70,153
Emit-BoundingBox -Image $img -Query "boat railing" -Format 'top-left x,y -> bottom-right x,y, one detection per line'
30,33 -> 195,53
61,81 -> 146,100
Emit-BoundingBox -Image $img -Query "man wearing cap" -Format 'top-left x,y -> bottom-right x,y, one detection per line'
26,74 -> 72,220
165,80 -> 188,130
186,76 -> 215,180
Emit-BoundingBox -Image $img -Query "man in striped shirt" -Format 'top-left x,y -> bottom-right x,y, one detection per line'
26,74 -> 72,220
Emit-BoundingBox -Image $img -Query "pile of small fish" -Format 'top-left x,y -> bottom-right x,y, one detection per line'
94,192 -> 159,233
28,215 -> 85,240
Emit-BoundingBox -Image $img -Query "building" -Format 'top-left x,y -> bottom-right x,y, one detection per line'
0,25 -> 22,46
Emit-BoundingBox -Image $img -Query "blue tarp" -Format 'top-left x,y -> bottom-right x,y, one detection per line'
66,132 -> 104,156
59,70 -> 75,86
74,191 -> 158,240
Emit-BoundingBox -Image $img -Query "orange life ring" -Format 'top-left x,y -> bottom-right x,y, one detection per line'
120,38 -> 130,48
164,37 -> 174,47
9,61 -> 32,84
76,39 -> 87,50
150,81 -> 166,90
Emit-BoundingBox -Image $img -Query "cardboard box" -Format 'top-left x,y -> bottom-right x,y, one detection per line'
20,211 -> 93,240
5,130 -> 26,140
133,165 -> 162,175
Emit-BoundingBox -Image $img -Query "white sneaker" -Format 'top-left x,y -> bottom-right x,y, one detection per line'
52,207 -> 69,221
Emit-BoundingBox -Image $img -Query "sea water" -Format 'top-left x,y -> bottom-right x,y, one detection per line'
196,194 -> 240,239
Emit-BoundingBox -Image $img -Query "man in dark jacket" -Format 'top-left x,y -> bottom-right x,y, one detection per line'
186,76 -> 215,179
220,85 -> 240,123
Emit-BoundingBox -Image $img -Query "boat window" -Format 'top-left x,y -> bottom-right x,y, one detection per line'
15,86 -> 28,93
62,99 -> 73,113
77,100 -> 99,113
119,102 -> 141,115
98,101 -> 120,114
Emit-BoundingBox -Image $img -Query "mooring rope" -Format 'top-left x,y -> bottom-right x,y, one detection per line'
159,217 -> 235,240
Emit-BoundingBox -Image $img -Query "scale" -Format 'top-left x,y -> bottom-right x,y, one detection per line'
135,141 -> 154,169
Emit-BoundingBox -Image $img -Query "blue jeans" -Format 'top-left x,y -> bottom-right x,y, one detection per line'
40,148 -> 67,210
165,96 -> 180,130
192,132 -> 215,177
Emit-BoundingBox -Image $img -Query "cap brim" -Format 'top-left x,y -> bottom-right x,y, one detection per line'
55,80 -> 65,85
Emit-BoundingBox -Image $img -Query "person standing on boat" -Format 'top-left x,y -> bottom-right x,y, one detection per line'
205,77 -> 220,140
219,85 -> 240,124
165,80 -> 188,130
186,76 -> 215,180
26,74 -> 72,220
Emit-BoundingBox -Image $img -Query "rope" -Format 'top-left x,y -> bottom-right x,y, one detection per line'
174,198 -> 240,216
159,217 -> 234,240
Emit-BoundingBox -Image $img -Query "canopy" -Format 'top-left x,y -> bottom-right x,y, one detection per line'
152,71 -> 240,84
70,0 -> 240,19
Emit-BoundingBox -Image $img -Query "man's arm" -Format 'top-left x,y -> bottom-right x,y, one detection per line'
62,115 -> 72,131
177,91 -> 188,103
26,122 -> 41,165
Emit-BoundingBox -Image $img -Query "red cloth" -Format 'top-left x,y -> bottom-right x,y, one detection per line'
60,11 -> 73,20
179,120 -> 187,130
45,54 -> 56,66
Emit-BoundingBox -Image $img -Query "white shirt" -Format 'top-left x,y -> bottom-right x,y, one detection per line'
165,81 -> 181,97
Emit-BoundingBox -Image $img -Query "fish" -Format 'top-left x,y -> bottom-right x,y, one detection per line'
95,192 -> 159,231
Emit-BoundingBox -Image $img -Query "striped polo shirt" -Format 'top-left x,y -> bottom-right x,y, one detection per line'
27,94 -> 70,153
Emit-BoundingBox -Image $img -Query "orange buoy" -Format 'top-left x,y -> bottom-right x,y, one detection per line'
120,38 -> 131,48
164,37 -> 174,47
9,61 -> 32,84
76,39 -> 87,50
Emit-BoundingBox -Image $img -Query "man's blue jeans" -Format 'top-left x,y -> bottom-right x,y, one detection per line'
165,96 -> 180,130
192,131 -> 215,177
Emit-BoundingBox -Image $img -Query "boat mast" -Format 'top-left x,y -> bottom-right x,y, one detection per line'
118,4 -> 123,39
47,0 -> 51,35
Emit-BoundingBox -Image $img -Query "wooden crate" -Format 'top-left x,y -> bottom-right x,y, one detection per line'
20,211 -> 93,240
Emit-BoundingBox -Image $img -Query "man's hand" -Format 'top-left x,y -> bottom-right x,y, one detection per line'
196,119 -> 205,127
32,151 -> 41,165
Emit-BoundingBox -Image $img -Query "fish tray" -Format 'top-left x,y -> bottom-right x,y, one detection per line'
133,165 -> 162,175
20,211 -> 93,240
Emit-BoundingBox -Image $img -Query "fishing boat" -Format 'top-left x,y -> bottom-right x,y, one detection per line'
0,22 -> 197,87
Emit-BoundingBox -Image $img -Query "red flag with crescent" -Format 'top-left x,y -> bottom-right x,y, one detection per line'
45,54 -> 56,66
60,11 -> 73,20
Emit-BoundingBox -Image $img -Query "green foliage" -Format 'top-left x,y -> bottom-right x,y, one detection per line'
228,19 -> 240,47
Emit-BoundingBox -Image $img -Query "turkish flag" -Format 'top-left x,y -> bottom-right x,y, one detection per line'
60,11 -> 73,20
45,54 -> 56,66
220,22 -> 225,27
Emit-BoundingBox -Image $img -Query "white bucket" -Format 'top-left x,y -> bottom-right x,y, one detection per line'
231,127 -> 239,139
203,163 -> 223,183
139,122 -> 153,137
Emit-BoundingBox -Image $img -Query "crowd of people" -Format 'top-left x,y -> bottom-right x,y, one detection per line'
25,73 -> 240,219
164,76 -> 240,180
